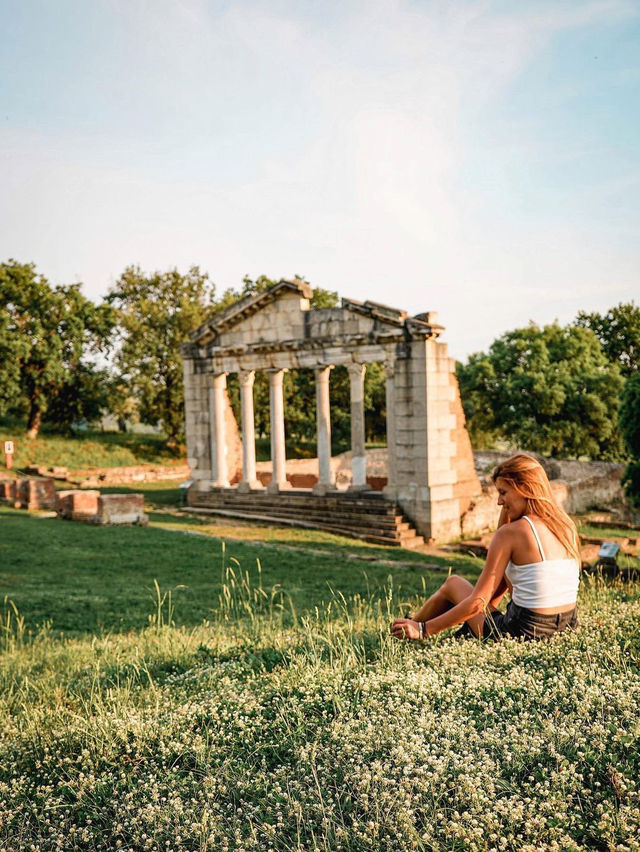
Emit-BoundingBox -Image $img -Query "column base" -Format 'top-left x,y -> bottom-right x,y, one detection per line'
312,482 -> 336,495
237,480 -> 265,493
212,480 -> 231,489
195,479 -> 215,490
348,482 -> 372,493
266,480 -> 292,494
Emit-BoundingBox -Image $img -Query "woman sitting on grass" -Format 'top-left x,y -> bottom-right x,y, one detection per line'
392,453 -> 580,641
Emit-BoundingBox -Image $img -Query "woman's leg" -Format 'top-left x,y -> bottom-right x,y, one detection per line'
411,575 -> 486,637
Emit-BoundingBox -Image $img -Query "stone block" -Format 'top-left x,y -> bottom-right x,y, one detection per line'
0,480 -> 15,503
56,489 -> 100,521
460,491 -> 501,539
95,494 -> 147,525
16,478 -> 57,510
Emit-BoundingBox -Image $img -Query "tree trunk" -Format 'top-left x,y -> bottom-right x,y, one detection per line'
26,402 -> 42,439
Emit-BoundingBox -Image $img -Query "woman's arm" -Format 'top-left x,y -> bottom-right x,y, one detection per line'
423,526 -> 513,637
489,576 -> 509,609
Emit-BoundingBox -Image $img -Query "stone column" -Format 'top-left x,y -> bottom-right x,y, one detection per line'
237,370 -> 262,492
313,366 -> 334,495
383,358 -> 397,497
183,356 -> 213,489
267,369 -> 291,493
209,372 -> 230,488
348,363 -> 369,490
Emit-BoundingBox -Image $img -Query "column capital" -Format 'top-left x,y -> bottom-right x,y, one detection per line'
347,362 -> 366,380
267,368 -> 287,388
314,365 -> 334,382
239,369 -> 256,388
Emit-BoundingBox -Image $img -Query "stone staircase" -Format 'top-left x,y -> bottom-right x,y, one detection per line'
187,489 -> 425,548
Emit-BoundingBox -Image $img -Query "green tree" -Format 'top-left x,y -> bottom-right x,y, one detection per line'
0,260 -> 113,438
620,373 -> 640,508
575,302 -> 640,376
457,322 -> 624,459
45,364 -> 111,434
107,266 -> 215,447
456,358 -> 501,449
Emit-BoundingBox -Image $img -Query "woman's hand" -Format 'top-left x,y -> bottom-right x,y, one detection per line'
391,618 -> 422,640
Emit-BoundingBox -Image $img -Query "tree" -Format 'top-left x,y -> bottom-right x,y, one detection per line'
0,260 -> 113,438
575,302 -> 640,376
456,358 -> 502,449
45,364 -> 111,433
107,266 -> 215,446
620,373 -> 640,508
457,322 -> 624,459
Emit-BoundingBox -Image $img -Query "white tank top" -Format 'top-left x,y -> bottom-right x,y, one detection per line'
505,515 -> 579,609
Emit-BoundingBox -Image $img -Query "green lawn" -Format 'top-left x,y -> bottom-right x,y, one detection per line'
0,426 -> 183,471
1,504 -> 639,850
0,425 -> 385,473
0,504 -> 472,636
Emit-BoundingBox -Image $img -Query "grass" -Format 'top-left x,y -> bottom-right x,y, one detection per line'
1,505 -> 639,850
0,505 -> 470,636
0,425 -> 183,471
578,521 -> 640,541
0,423 -> 387,473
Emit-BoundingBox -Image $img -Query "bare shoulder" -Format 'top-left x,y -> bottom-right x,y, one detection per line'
490,522 -> 519,548
491,519 -> 528,548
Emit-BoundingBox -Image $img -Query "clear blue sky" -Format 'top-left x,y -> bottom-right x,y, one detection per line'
1,0 -> 638,359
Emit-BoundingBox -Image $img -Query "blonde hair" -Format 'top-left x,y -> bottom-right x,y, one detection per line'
492,453 -> 580,560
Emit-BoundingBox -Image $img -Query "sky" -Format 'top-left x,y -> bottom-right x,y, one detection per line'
1,0 -> 639,360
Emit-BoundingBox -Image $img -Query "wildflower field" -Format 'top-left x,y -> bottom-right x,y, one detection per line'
1,505 -> 639,851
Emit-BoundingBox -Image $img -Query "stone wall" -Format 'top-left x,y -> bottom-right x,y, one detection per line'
460,452 -> 628,539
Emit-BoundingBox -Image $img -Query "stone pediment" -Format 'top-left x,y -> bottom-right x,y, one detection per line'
189,279 -> 313,348
186,280 -> 444,359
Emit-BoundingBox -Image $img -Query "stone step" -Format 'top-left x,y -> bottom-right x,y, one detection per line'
193,496 -> 401,525
195,490 -> 397,513
187,507 -> 407,546
199,504 -> 403,531
187,489 -> 424,549
400,534 -> 426,549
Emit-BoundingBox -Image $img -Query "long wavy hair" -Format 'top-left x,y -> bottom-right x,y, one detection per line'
492,453 -> 580,560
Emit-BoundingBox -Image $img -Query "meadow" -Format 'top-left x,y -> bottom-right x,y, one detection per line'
1,495 -> 639,851
0,419 -> 385,474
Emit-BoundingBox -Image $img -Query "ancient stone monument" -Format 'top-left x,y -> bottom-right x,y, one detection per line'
181,279 -> 480,543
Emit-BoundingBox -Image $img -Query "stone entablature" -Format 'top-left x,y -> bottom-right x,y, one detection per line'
181,279 -> 481,542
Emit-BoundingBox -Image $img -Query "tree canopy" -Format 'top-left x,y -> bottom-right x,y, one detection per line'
575,302 -> 640,376
620,373 -> 640,508
0,260 -> 113,437
457,322 -> 624,459
107,266 -> 215,446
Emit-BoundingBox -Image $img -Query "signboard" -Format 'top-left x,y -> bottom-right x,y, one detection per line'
4,441 -> 13,454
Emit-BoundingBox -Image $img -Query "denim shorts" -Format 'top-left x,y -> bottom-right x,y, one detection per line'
456,601 -> 578,641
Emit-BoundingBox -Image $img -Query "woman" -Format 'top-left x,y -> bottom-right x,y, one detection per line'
391,454 -> 580,641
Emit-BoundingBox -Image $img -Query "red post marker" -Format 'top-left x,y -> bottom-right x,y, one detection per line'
4,440 -> 14,470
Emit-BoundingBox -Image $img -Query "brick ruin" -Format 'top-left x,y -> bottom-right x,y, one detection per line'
181,279 -> 481,543
0,478 -> 147,525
